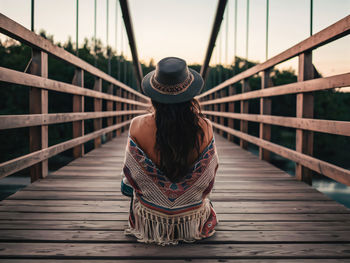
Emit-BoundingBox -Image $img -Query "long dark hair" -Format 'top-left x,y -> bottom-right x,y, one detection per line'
152,98 -> 206,183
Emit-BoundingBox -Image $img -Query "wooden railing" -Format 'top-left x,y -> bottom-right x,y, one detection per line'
198,15 -> 350,186
0,14 -> 150,182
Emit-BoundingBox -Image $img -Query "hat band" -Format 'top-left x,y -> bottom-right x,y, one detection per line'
150,71 -> 194,95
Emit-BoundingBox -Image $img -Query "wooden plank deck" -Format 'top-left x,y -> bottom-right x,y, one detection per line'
1,132 -> 350,262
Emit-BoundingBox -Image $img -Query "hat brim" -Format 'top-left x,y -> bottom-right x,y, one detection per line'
141,68 -> 204,104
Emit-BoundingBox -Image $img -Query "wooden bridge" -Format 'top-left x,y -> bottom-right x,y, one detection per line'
1,132 -> 350,261
1,1 -> 350,261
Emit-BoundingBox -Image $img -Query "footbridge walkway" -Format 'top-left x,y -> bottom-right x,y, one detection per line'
1,1 -> 350,261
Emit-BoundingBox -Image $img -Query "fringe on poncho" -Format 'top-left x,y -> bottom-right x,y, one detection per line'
121,134 -> 219,246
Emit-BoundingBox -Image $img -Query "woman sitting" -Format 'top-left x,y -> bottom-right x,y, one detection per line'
121,57 -> 219,246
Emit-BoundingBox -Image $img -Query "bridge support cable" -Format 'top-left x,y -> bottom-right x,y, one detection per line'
31,0 -> 34,32
265,0 -> 269,61
76,0 -> 79,56
200,0 -> 228,82
119,0 -> 143,92
94,0 -> 97,66
246,0 -> 249,61
115,0 -> 120,80
197,14 -> 350,187
224,2 -> 229,80
107,0 -> 111,75
310,0 -> 313,36
233,0 -> 238,74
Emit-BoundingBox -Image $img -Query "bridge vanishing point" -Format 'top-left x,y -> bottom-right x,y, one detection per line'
0,0 -> 350,261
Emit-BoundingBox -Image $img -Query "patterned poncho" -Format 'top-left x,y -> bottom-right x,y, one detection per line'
121,134 -> 219,246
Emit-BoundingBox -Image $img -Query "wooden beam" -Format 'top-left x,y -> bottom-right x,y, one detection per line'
93,78 -> 102,148
227,85 -> 236,142
212,122 -> 350,186
296,51 -> 314,185
259,69 -> 272,161
219,88 -> 226,136
214,91 -> 219,133
121,90 -> 126,133
202,111 -> 350,137
0,67 -> 150,107
116,87 -> 122,136
28,49 -> 48,182
0,110 -> 146,130
72,68 -> 84,158
197,15 -> 350,99
200,72 -> 350,106
209,93 -> 215,124
106,83 -> 114,141
0,13 -> 149,101
0,120 -> 131,179
240,79 -> 250,149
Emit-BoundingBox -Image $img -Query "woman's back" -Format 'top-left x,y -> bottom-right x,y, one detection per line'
121,57 -> 219,245
129,113 -> 213,168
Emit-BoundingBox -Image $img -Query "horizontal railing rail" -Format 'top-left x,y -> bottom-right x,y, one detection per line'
0,14 -> 150,182
198,15 -> 350,186
0,67 -> 148,106
197,15 -> 350,100
0,110 -> 146,130
200,73 -> 350,105
0,14 -> 148,101
212,122 -> 350,186
0,120 -> 132,179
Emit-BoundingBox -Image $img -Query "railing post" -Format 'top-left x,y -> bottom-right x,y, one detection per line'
296,51 -> 314,185
121,90 -> 125,133
72,68 -> 84,158
227,85 -> 236,142
93,77 -> 102,148
240,79 -> 250,149
106,83 -> 113,141
116,86 -> 122,136
132,94 -> 136,117
259,69 -> 272,161
29,49 -> 48,182
112,87 -> 117,138
219,89 -> 226,136
128,92 -> 134,121
214,92 -> 219,132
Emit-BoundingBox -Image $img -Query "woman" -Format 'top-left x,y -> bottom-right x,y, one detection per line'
121,57 -> 219,245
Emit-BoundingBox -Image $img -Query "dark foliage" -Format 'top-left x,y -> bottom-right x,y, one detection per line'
0,31 -> 349,177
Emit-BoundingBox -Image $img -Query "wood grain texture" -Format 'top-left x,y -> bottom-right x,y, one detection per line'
197,15 -> 350,99
0,132 -> 349,261
259,69 -> 272,161
200,72 -> 350,106
28,49 -> 48,182
212,123 -> 350,186
0,13 -> 149,101
72,68 -> 85,158
202,110 -> 350,137
0,120 -> 131,179
0,67 -> 149,107
295,52 -> 314,185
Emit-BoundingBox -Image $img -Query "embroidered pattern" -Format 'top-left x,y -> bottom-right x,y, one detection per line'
122,134 -> 219,245
150,70 -> 194,95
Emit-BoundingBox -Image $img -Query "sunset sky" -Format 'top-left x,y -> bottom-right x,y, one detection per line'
1,0 -> 349,77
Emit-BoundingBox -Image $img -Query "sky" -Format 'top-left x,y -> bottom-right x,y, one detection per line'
0,0 -> 349,78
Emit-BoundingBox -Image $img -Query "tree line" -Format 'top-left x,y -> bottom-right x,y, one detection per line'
0,31 -> 349,179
